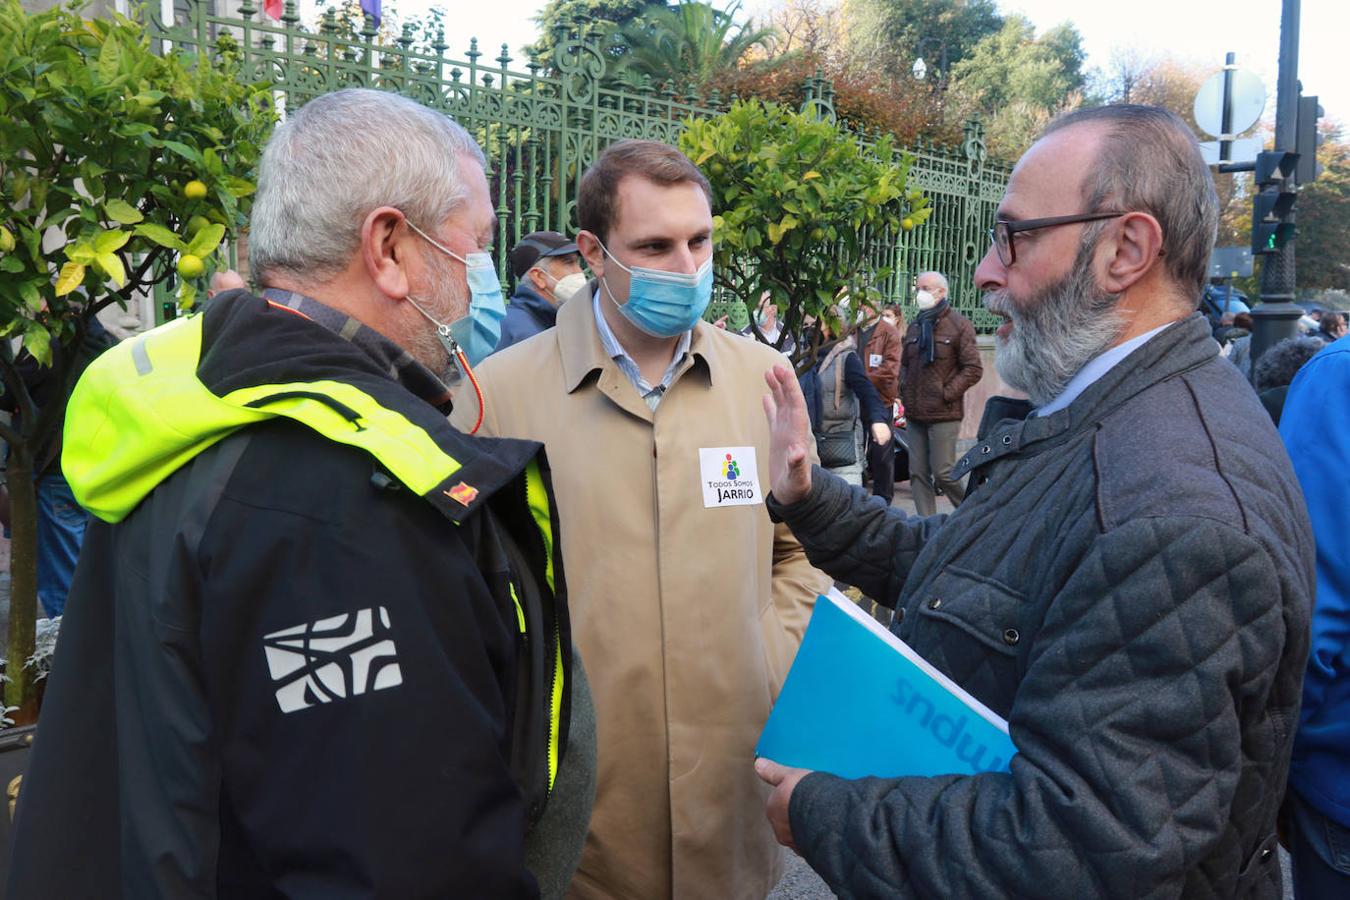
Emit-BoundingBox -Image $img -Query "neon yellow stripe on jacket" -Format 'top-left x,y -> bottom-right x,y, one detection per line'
63,314 -> 459,523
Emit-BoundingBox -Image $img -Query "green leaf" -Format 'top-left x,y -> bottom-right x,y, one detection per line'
134,222 -> 187,251
66,242 -> 98,264
97,33 -> 121,81
178,279 -> 197,309
19,282 -> 43,313
186,223 -> 225,258
22,323 -> 52,367
55,262 -> 85,296
222,176 -> 255,199
94,229 -> 132,254
104,199 -> 143,224
96,252 -> 126,287
160,140 -> 203,165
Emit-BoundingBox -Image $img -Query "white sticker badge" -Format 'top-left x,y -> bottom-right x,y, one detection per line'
699,446 -> 763,508
868,353 -> 883,368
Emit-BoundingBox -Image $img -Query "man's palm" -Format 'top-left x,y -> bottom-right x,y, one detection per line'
762,364 -> 813,505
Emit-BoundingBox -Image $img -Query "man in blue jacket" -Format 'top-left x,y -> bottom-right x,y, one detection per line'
496,231 -> 586,352
1279,334 -> 1350,896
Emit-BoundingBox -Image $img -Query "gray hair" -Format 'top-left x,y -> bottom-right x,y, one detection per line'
1254,336 -> 1325,391
917,271 -> 949,293
249,88 -> 487,282
1042,104 -> 1219,303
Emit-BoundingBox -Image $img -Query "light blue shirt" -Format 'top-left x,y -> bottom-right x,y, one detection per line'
1034,322 -> 1173,417
592,290 -> 691,411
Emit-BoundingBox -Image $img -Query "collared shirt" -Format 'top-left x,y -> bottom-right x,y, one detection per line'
1034,322 -> 1173,417
592,290 -> 691,411
260,287 -> 452,409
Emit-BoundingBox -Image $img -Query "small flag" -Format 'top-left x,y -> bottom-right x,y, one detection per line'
361,0 -> 382,28
263,0 -> 282,21
446,482 -> 479,506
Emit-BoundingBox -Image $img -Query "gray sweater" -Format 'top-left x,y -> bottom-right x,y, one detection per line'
768,314 -> 1314,899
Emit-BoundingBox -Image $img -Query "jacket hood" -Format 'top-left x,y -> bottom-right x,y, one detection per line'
64,292 -> 540,524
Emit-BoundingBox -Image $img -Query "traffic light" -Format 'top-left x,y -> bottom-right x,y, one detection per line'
1254,150 -> 1299,187
1296,95 -> 1324,184
1251,150 -> 1300,256
1251,188 -> 1296,256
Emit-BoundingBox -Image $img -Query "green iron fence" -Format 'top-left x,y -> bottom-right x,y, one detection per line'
148,0 -> 1009,332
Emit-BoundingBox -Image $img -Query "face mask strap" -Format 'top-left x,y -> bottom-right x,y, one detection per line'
406,219 -> 469,265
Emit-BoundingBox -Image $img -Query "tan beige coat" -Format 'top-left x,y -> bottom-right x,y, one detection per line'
452,292 -> 828,900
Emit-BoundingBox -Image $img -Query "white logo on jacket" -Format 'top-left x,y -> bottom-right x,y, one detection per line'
262,607 -> 403,713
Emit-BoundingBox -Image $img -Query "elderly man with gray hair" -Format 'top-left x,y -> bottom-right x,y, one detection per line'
9,88 -> 591,898
898,268 -> 982,514
755,104 -> 1314,898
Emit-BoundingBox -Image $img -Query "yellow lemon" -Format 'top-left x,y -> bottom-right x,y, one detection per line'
183,180 -> 208,200
176,254 -> 205,278
0,226 -> 14,253
901,217 -> 915,231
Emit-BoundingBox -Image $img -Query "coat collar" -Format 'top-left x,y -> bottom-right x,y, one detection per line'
508,281 -> 560,328
558,278 -> 719,395
953,313 -> 1218,480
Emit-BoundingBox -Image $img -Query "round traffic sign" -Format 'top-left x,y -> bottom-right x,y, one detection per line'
1194,69 -> 1267,137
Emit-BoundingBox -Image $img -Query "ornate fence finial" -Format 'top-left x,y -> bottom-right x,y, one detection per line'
962,119 -> 987,163
799,70 -> 836,123
281,0 -> 300,27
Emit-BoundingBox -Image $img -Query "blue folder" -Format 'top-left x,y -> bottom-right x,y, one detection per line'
756,589 -> 1017,779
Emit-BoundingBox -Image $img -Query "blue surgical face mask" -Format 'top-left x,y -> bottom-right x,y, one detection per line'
406,221 -> 506,366
597,239 -> 713,338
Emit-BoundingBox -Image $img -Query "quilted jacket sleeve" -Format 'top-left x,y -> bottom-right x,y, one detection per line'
766,465 -> 946,608
788,515 -> 1287,899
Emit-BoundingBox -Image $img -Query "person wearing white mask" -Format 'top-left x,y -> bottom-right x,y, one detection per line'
494,231 -> 589,353
899,270 -> 983,515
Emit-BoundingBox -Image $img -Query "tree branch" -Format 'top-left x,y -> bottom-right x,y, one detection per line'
0,343 -> 37,429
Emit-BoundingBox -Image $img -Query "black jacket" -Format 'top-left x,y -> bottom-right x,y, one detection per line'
8,293 -> 572,898
770,314 -> 1314,899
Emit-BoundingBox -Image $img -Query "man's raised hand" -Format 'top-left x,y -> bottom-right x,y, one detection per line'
762,364 -> 813,506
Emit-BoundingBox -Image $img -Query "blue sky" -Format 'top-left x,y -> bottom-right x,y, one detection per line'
307,0 -> 1348,127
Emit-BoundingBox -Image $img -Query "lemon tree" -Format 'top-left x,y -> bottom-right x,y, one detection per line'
0,0 -> 275,717
680,100 -> 931,369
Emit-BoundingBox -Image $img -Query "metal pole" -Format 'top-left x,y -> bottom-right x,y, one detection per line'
1252,0 -> 1302,368
1220,52 -> 1235,162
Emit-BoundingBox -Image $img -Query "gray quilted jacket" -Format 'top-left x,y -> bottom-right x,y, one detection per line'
767,314 -> 1314,899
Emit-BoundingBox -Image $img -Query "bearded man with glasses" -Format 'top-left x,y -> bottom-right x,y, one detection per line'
755,105 -> 1315,899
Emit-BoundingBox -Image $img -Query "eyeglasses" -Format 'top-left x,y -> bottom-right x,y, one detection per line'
988,211 -> 1126,267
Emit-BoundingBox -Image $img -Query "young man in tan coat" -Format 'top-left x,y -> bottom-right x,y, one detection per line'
450,140 -> 828,899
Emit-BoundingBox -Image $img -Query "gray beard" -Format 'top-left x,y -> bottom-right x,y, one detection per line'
984,239 -> 1125,407
407,250 -> 468,382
